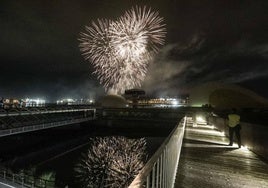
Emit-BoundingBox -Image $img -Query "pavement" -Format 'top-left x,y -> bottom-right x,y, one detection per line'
175,119 -> 268,188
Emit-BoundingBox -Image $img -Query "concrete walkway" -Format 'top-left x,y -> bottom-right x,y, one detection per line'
175,118 -> 268,188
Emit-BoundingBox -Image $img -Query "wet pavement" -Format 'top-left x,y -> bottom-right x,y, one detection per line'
175,118 -> 268,188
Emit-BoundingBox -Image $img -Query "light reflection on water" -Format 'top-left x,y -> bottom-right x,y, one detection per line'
17,136 -> 165,187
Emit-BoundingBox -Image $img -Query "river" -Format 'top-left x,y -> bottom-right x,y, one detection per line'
0,122 -> 169,187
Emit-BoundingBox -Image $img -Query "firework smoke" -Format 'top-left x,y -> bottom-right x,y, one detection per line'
79,6 -> 166,94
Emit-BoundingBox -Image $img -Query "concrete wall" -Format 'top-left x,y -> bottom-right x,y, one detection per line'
209,116 -> 268,160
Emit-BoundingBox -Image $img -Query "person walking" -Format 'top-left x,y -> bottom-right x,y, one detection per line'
227,108 -> 241,148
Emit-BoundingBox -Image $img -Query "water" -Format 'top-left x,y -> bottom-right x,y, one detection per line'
35,137 -> 165,187
0,123 -> 168,187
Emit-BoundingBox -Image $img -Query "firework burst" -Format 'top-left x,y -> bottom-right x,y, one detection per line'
75,137 -> 147,187
79,6 -> 166,94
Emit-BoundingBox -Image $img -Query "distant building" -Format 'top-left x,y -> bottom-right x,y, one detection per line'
2,98 -> 46,108
56,98 -> 76,105
141,96 -> 188,107
124,89 -> 189,108
98,95 -> 127,108
3,98 -> 20,108
189,82 -> 268,108
56,98 -> 94,105
24,98 -> 46,107
124,89 -> 145,108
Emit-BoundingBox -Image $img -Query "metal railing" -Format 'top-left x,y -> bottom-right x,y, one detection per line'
0,108 -> 96,137
0,168 -> 55,188
98,108 -> 186,121
0,107 -> 95,117
0,117 -> 94,137
128,116 -> 187,188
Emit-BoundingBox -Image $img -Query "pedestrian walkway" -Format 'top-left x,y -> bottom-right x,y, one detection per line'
175,118 -> 268,188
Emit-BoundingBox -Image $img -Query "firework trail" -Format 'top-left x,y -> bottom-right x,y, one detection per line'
79,6 -> 166,94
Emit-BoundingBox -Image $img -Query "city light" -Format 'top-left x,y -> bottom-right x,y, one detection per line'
139,97 -> 188,107
171,100 -> 179,106
56,98 -> 75,105
24,98 -> 46,107
56,98 -> 95,105
196,116 -> 205,123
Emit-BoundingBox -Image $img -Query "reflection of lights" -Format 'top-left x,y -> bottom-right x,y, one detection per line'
196,116 -> 206,123
188,128 -> 225,137
241,145 -> 249,150
207,125 -> 215,129
196,116 -> 204,122
199,125 -> 214,129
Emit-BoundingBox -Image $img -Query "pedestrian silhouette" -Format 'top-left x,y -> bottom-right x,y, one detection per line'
227,108 -> 241,148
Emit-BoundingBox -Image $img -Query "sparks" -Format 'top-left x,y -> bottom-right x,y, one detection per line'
79,6 -> 166,94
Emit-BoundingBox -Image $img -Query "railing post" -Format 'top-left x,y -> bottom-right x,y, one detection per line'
163,149 -> 166,188
128,116 -> 185,188
21,176 -> 24,186
156,159 -> 159,188
165,148 -> 168,188
152,163 -> 156,188
159,154 -> 163,188
146,173 -> 150,188
32,179 -> 35,188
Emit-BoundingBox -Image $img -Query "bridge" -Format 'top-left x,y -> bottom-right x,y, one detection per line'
174,118 -> 268,188
0,106 -> 96,138
129,112 -> 268,188
0,107 -> 268,187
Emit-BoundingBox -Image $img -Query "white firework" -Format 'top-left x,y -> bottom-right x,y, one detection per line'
75,137 -> 147,187
79,6 -> 166,94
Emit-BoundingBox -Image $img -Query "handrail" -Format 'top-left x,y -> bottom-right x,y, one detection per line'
128,116 -> 186,188
0,108 -> 96,131
0,168 -> 55,188
0,117 -> 94,137
0,108 -> 95,117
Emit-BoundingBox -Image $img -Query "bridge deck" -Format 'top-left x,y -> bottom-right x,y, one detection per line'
175,119 -> 268,188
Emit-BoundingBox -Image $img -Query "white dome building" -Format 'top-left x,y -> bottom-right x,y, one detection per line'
99,95 -> 127,108
189,82 -> 268,109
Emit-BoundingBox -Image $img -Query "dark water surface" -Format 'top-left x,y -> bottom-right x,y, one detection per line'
35,137 -> 165,187
0,122 -> 170,187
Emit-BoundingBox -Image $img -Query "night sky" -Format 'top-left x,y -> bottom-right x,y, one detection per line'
1,0 -> 268,101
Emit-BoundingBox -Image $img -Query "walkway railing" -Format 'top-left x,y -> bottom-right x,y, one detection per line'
0,168 -> 55,188
0,117 -> 93,137
0,107 -> 95,117
128,116 -> 187,188
0,108 -> 96,137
